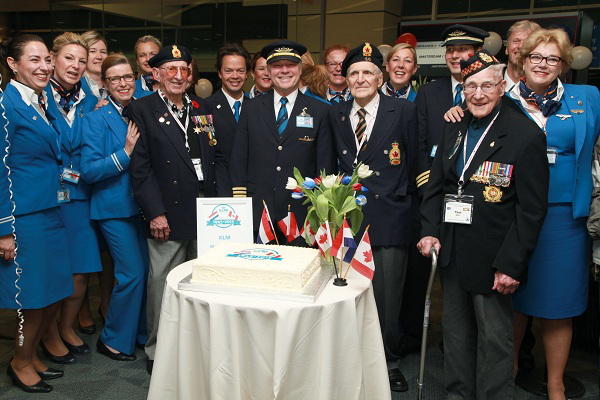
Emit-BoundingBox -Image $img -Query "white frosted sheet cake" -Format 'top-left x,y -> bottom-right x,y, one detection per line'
191,243 -> 322,293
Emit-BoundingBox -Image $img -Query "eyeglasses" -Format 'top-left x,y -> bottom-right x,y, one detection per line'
325,61 -> 342,68
105,74 -> 135,84
159,66 -> 191,77
464,81 -> 502,94
527,53 -> 562,66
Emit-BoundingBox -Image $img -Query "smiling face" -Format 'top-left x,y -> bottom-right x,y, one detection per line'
7,41 -> 52,94
386,48 -> 418,89
505,29 -> 531,67
52,44 -> 88,90
268,60 -> 301,96
136,41 -> 160,76
218,55 -> 247,98
104,63 -> 135,106
346,61 -> 383,107
154,60 -> 189,99
523,42 -> 563,95
251,57 -> 271,93
464,67 -> 505,119
325,49 -> 347,90
87,40 -> 107,75
445,44 -> 476,80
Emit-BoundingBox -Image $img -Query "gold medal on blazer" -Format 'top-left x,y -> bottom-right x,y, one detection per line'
389,142 -> 401,165
483,185 -> 502,202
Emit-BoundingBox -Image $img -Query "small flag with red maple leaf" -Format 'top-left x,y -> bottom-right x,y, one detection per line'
350,229 -> 375,280
315,220 -> 332,256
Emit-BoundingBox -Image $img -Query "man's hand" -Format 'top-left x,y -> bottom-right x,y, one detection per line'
443,105 -> 465,123
150,214 -> 170,241
0,234 -> 15,261
417,236 -> 441,257
492,271 -> 519,295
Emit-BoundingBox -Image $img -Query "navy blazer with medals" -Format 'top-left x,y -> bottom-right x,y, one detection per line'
420,104 -> 549,294
229,90 -> 336,231
128,92 -> 230,240
330,94 -> 418,246
44,82 -> 97,200
206,89 -> 238,170
80,102 -> 140,220
0,83 -> 64,237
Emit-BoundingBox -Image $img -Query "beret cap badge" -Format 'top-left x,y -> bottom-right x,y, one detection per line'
478,52 -> 494,63
362,43 -> 372,57
172,45 -> 182,59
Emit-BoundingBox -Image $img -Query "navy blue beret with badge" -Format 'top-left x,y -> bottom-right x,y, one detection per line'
460,49 -> 499,80
341,42 -> 383,77
260,40 -> 307,64
441,24 -> 489,47
148,44 -> 192,68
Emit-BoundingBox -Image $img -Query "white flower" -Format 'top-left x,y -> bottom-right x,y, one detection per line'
322,174 -> 337,188
357,164 -> 373,179
286,177 -> 298,190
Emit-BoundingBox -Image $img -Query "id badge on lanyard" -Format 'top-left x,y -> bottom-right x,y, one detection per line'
443,194 -> 474,224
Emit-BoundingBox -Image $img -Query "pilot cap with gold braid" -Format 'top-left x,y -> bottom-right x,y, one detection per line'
440,24 -> 489,47
260,40 -> 307,64
341,42 -> 383,77
148,44 -> 192,68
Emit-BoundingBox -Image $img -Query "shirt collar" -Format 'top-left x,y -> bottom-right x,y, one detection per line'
451,75 -> 463,94
470,102 -> 502,131
351,93 -> 380,117
274,88 -> 299,106
11,79 -> 42,107
221,88 -> 244,110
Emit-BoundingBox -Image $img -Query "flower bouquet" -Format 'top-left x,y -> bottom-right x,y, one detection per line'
286,163 -> 374,285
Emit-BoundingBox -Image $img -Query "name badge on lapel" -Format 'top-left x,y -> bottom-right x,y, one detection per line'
296,107 -> 313,128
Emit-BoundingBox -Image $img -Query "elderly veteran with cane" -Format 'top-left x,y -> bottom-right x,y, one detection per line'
417,50 -> 549,399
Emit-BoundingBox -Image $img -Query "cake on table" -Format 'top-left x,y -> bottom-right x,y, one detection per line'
191,243 -> 323,294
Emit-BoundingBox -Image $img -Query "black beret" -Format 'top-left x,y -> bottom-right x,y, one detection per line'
260,40 -> 307,64
460,50 -> 499,80
441,24 -> 489,47
148,45 -> 192,68
341,42 -> 383,77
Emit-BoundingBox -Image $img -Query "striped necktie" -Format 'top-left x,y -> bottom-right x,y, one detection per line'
276,97 -> 288,135
233,100 -> 241,122
453,83 -> 463,107
355,108 -> 367,152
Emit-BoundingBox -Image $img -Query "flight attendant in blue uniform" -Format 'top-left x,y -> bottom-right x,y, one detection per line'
41,32 -> 102,363
81,53 -> 148,360
510,29 -> 600,400
382,43 -> 418,102
0,34 -> 73,393
133,35 -> 161,99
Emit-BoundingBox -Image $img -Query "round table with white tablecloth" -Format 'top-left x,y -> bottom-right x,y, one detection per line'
147,261 -> 391,400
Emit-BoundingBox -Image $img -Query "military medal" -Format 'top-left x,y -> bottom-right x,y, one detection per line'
483,185 -> 502,202
389,142 -> 401,165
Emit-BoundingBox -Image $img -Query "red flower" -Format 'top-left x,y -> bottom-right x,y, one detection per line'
314,177 -> 322,185
352,183 -> 362,191
293,187 -> 302,193
191,100 -> 200,109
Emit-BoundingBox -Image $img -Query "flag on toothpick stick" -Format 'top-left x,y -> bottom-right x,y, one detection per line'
330,217 -> 357,264
315,220 -> 333,256
257,201 -> 277,244
300,219 -> 316,246
349,226 -> 375,280
277,206 -> 300,243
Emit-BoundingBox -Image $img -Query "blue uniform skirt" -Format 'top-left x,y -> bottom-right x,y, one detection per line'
0,207 -> 73,309
513,203 -> 588,319
60,200 -> 102,274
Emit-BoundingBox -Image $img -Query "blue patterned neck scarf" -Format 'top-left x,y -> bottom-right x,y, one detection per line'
518,78 -> 562,117
50,77 -> 81,114
384,80 -> 409,98
143,74 -> 158,91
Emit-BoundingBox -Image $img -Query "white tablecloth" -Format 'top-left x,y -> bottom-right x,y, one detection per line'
147,262 -> 391,400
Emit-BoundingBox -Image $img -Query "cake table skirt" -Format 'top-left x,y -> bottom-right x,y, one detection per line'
148,262 -> 391,400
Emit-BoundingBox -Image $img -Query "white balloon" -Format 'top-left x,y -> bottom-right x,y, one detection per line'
570,46 -> 593,70
483,32 -> 502,56
195,78 -> 213,98
377,44 -> 392,61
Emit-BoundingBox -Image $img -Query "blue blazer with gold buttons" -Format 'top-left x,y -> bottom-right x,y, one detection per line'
0,83 -> 63,236
80,102 -> 140,220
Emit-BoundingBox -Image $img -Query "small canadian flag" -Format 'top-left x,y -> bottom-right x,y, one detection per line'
315,221 -> 333,256
350,229 -> 375,280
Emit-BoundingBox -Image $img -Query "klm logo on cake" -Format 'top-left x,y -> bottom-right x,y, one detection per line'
227,248 -> 283,261
207,204 -> 242,228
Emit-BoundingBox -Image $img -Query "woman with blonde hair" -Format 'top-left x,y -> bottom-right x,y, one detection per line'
80,31 -> 108,101
383,43 -> 418,101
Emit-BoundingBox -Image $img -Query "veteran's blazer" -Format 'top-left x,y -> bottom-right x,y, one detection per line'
330,94 -> 418,246
420,104 -> 549,293
229,90 -> 336,231
128,92 -> 230,240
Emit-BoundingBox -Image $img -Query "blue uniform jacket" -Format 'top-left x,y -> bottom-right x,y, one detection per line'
134,78 -> 154,99
44,82 -> 97,200
509,83 -> 600,218
80,102 -> 140,220
0,83 -> 63,236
